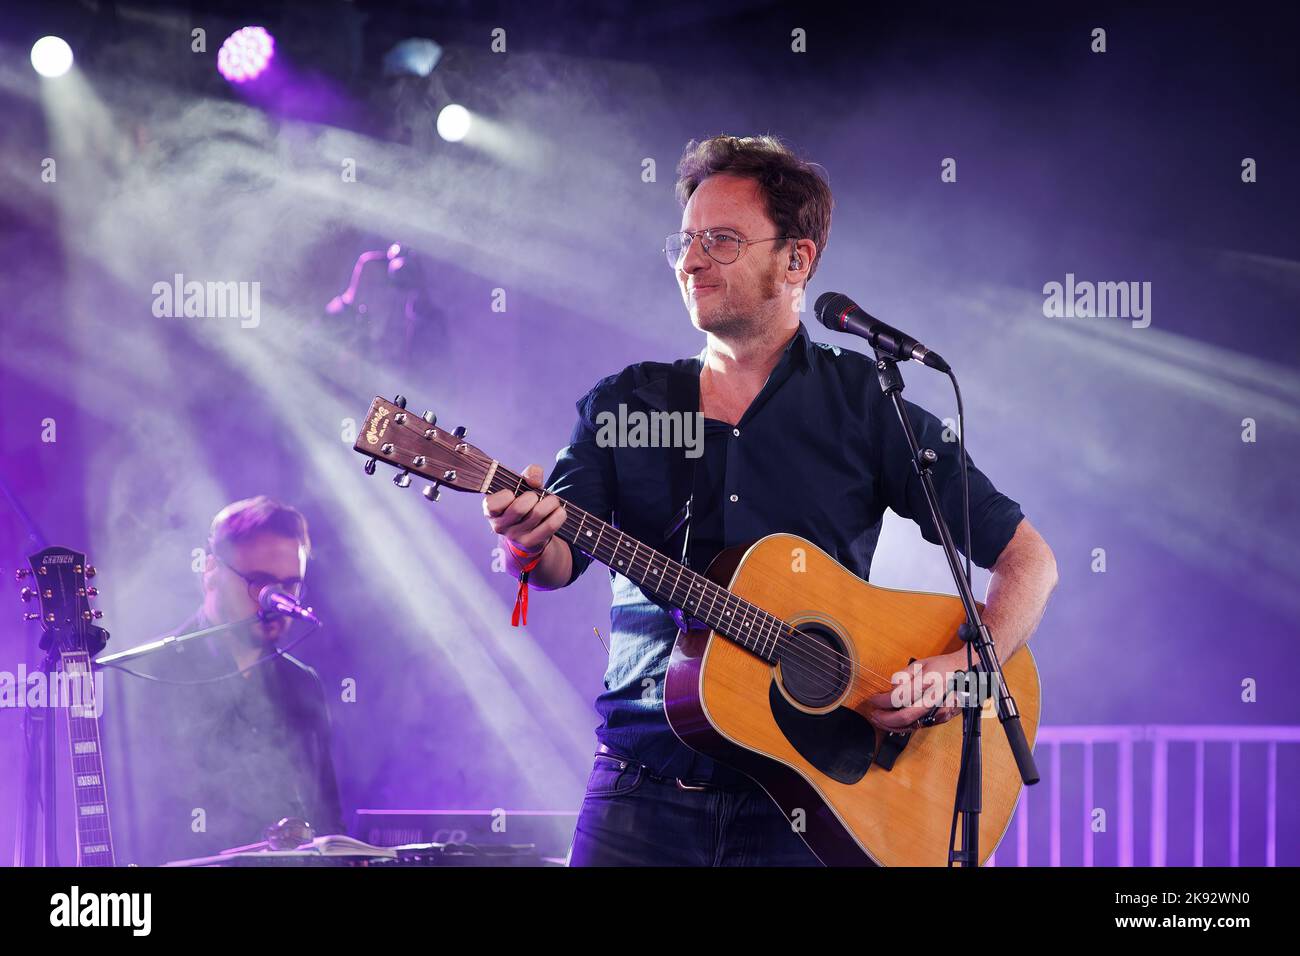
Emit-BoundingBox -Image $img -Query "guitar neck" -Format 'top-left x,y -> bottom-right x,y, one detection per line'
487,465 -> 790,660
61,651 -> 115,867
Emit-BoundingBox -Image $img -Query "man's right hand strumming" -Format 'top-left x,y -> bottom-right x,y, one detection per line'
482,463 -> 573,590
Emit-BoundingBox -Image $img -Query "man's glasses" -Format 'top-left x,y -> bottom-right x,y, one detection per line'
664,227 -> 794,270
216,554 -> 304,604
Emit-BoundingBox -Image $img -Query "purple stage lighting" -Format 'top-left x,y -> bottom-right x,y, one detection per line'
217,26 -> 275,84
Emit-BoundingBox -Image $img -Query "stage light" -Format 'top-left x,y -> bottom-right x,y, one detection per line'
436,104 -> 471,143
383,38 -> 442,78
30,36 -> 73,78
217,26 -> 275,83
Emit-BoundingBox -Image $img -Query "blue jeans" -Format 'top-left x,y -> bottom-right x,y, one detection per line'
567,751 -> 823,866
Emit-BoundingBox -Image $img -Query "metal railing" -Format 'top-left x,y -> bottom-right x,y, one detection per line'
986,725 -> 1298,867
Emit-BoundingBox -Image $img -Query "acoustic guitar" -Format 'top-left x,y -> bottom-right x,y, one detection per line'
354,395 -> 1040,866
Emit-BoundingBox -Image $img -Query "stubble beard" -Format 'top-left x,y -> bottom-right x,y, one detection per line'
691,261 -> 787,341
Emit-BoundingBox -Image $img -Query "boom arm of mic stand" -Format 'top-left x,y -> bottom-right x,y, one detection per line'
94,616 -> 259,667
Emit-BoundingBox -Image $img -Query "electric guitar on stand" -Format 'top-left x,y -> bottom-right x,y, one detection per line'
18,546 -> 116,867
354,395 -> 1041,866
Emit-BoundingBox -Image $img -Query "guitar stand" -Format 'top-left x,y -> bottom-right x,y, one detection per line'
872,354 -> 1040,867
17,646 -> 61,867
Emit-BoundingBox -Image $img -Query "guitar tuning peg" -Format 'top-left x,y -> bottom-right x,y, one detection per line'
85,566 -> 96,578
394,394 -> 408,409
364,457 -> 377,475
422,483 -> 441,502
23,612 -> 38,622
14,568 -> 31,581
453,425 -> 467,438
423,410 -> 436,425
92,610 -> 103,619
86,587 -> 99,597
19,587 -> 34,602
393,470 -> 412,488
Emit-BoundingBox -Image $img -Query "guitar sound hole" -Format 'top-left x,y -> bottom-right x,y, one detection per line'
778,623 -> 851,709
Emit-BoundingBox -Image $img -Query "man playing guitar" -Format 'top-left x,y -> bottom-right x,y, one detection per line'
482,135 -> 1058,866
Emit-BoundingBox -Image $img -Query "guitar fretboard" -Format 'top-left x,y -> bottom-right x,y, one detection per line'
62,651 -> 115,867
489,466 -> 794,661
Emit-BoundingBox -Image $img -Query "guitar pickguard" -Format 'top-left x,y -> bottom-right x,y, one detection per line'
767,680 -> 875,785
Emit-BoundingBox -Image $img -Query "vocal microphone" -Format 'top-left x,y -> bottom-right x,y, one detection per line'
814,292 -> 950,373
257,586 -> 321,625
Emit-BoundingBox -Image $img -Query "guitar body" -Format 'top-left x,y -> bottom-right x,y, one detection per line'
664,533 -> 1040,867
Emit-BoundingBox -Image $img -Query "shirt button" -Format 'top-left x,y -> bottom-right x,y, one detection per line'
729,494 -> 739,503
732,428 -> 740,437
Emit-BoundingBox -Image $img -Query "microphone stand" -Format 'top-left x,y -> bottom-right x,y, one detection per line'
94,616 -> 258,668
872,353 -> 1039,866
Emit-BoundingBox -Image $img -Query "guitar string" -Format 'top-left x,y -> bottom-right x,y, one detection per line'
487,458 -> 918,701
63,654 -> 114,856
67,662 -> 112,850
378,416 -> 869,694
383,417 -> 944,707
578,507 -> 926,705
46,561 -> 114,857
388,416 -> 924,703
468,439 -> 891,698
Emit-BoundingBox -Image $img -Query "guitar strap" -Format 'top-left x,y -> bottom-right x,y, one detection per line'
662,358 -> 702,569
662,358 -> 713,785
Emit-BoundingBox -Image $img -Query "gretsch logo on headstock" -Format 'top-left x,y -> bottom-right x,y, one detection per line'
365,405 -> 391,446
43,555 -> 75,564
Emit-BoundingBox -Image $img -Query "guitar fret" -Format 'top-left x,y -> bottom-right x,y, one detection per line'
614,536 -> 633,572
491,467 -> 783,663
577,512 -> 592,556
701,580 -> 718,625
63,650 -> 115,866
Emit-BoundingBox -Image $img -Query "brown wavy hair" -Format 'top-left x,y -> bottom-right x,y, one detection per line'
209,495 -> 311,559
675,134 -> 833,284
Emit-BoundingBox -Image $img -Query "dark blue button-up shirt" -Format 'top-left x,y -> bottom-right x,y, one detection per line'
546,321 -> 1025,784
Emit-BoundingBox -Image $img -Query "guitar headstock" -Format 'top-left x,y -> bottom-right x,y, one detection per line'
17,546 -> 109,658
353,394 -> 497,501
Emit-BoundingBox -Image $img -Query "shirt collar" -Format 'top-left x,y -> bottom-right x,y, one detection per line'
785,320 -> 815,369
634,322 -> 813,411
697,320 -> 815,372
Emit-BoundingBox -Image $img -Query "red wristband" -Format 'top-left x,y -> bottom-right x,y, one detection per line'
508,541 -> 545,562
508,541 -> 545,627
